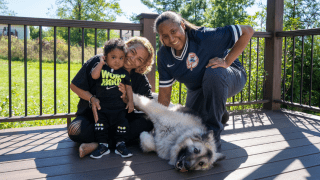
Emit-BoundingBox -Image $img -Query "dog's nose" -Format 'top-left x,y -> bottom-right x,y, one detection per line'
184,161 -> 191,170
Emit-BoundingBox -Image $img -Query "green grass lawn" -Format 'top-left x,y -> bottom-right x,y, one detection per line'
0,57 -> 266,129
0,58 -> 82,129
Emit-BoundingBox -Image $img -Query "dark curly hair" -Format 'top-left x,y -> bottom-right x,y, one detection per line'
103,38 -> 127,57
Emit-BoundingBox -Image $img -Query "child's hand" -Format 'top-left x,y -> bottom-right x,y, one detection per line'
126,101 -> 134,113
100,56 -> 106,65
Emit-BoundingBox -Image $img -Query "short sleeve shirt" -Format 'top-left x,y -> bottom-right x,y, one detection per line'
158,25 -> 242,91
93,64 -> 131,109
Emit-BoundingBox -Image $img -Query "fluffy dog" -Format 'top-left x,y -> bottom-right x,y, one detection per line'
133,93 -> 225,172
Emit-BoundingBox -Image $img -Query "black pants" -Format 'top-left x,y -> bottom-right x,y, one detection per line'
95,110 -> 128,143
68,112 -> 153,147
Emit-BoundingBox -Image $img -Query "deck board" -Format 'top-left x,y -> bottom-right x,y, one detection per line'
1,109 -> 320,180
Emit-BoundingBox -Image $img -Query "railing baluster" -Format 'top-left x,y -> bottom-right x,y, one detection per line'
256,37 -> 259,101
108,29 -> 110,40
300,36 -> 304,105
132,30 -> 134,37
82,28 -> 84,65
283,37 -> 287,101
291,36 -> 295,103
241,51 -> 244,102
249,39 -> 252,102
24,25 -> 28,116
95,28 -> 97,55
120,29 -> 122,39
8,24 -> 12,117
54,26 -> 57,114
179,83 -> 181,104
67,27 -> 71,126
68,27 -> 71,114
309,35 -> 314,106
39,26 -> 43,115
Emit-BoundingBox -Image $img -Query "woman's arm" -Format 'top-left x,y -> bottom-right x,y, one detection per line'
70,83 -> 101,123
206,25 -> 255,69
125,85 -> 134,113
158,86 -> 172,107
91,56 -> 105,79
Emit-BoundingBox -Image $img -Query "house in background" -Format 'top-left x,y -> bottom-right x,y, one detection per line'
0,24 -> 30,39
113,29 -> 140,41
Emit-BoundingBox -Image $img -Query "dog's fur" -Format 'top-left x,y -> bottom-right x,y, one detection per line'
133,93 -> 225,172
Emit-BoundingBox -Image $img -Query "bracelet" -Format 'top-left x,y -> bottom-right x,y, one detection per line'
89,95 -> 95,104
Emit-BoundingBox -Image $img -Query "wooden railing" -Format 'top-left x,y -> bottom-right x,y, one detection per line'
1,0 -> 319,125
0,13 -> 158,124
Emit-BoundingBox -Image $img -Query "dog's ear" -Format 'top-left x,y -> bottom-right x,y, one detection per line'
213,152 -> 226,166
202,130 -> 214,142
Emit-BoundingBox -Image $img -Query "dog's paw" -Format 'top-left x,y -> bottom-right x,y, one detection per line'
140,131 -> 156,152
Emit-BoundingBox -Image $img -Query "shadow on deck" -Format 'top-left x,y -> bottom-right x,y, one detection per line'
1,109 -> 320,180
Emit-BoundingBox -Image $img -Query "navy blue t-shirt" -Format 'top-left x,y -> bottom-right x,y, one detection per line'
158,25 -> 242,91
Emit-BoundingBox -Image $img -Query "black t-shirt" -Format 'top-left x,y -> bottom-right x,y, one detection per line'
71,54 -> 153,121
94,64 -> 131,110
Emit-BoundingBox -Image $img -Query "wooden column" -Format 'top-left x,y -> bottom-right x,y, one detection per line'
263,0 -> 284,110
138,13 -> 158,92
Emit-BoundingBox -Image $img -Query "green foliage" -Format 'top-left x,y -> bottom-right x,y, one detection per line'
0,0 -> 15,16
284,0 -> 320,30
141,0 -> 183,13
180,0 -> 207,26
203,0 -> 254,27
52,0 -> 123,47
0,35 -> 103,63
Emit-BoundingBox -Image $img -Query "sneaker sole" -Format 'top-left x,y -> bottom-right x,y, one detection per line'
90,149 -> 110,159
115,150 -> 133,158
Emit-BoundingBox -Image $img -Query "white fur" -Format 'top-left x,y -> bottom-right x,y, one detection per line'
133,93 -> 224,169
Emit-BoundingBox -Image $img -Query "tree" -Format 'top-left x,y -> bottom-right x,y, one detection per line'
0,0 -> 15,16
203,0 -> 254,28
52,0 -> 123,47
180,0 -> 208,26
284,0 -> 320,30
141,0 -> 183,14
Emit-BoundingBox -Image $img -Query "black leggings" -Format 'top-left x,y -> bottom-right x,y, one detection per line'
68,113 -> 153,146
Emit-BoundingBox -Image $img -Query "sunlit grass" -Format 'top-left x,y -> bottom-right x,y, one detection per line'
0,58 -> 81,129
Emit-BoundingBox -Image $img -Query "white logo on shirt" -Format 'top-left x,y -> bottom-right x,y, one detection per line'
186,53 -> 199,71
167,64 -> 175,67
106,86 -> 116,90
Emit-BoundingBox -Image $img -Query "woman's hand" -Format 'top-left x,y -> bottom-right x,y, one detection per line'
118,83 -> 128,103
91,97 -> 101,123
126,101 -> 134,113
100,56 -> 106,65
206,57 -> 228,69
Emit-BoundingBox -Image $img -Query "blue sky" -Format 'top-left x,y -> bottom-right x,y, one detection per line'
7,0 -> 154,22
7,0 -> 264,23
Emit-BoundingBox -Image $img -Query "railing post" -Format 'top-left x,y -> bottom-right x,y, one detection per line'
138,13 -> 159,92
263,0 -> 284,110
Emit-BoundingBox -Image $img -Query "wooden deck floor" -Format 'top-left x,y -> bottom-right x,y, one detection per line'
1,109 -> 320,180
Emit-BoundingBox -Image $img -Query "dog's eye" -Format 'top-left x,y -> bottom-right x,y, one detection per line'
199,162 -> 204,166
194,148 -> 200,154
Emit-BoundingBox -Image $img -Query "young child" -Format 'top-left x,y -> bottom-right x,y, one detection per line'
90,38 -> 134,159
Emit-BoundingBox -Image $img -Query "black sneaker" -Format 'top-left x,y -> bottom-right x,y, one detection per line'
115,142 -> 133,158
90,143 -> 110,159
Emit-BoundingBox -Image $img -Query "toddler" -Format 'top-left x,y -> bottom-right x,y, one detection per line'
90,38 -> 134,159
